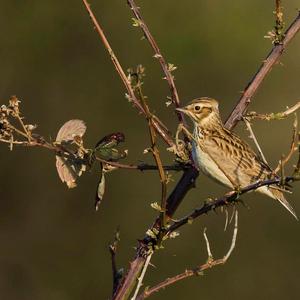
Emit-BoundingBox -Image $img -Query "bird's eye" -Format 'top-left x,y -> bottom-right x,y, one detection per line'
194,105 -> 201,111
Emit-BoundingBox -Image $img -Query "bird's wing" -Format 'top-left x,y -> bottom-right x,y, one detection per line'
201,130 -> 269,187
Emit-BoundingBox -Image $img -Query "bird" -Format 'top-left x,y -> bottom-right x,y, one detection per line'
176,97 -> 297,219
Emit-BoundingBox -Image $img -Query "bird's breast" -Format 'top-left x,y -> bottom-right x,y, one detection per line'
192,137 -> 233,188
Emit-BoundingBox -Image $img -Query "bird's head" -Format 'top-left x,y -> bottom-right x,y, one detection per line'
176,97 -> 221,128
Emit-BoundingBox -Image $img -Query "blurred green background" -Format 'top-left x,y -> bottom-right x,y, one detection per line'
1,1 -> 300,299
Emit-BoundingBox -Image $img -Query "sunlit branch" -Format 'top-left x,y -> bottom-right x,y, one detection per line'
137,212 -> 238,299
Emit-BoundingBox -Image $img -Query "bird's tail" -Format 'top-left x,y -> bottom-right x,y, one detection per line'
268,187 -> 298,220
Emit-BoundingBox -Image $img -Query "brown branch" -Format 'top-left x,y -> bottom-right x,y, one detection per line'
127,0 -> 185,124
293,133 -> 300,179
113,254 -> 147,300
167,176 -> 296,235
0,132 -> 185,172
113,168 -> 199,300
246,101 -> 300,120
274,0 -> 284,44
113,11 -> 300,299
225,11 -> 300,130
134,70 -> 168,228
95,157 -> 187,171
82,0 -> 142,112
81,0 -> 174,147
137,212 -> 238,299
15,115 -> 31,141
274,114 -> 298,173
131,251 -> 153,300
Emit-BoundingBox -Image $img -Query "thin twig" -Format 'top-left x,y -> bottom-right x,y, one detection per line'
134,71 -> 168,228
15,115 -> 31,140
225,12 -> 300,130
137,212 -> 238,299
274,114 -> 298,173
7,123 -> 29,139
246,101 -> 300,120
282,102 -> 300,117
131,251 -> 153,300
224,211 -> 239,261
203,228 -> 213,259
82,0 -> 142,112
274,0 -> 284,44
0,138 -> 27,145
127,0 -> 184,124
223,208 -> 229,231
0,134 -> 185,172
95,157 -> 187,171
243,117 -> 268,165
81,0 -> 174,147
229,206 -> 237,225
293,133 -> 300,179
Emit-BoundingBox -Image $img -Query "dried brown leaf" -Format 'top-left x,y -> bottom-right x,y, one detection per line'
55,156 -> 77,188
56,119 -> 86,143
95,172 -> 106,210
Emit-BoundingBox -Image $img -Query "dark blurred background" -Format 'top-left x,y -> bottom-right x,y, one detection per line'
1,1 -> 300,299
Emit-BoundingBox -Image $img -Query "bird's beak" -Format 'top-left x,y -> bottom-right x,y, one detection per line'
176,107 -> 188,115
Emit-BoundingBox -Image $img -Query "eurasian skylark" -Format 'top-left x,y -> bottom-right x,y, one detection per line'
177,97 -> 297,219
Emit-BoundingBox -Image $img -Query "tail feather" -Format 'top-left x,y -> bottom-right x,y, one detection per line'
257,186 -> 298,220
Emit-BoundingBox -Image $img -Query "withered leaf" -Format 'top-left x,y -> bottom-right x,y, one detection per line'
56,156 -> 77,188
56,119 -> 86,143
95,172 -> 106,211
55,155 -> 87,188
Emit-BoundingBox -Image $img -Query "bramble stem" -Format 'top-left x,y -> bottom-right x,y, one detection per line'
225,12 -> 300,130
81,0 -> 174,147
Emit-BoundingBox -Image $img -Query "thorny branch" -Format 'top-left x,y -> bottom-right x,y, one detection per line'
81,0 -> 174,147
245,102 -> 300,174
4,96 -> 182,168
2,2 -> 300,300
112,7 -> 300,300
246,101 -> 300,121
225,11 -> 300,130
167,176 -> 297,235
132,67 -> 168,229
131,251 -> 153,300
274,0 -> 285,44
127,0 -> 185,125
95,157 -> 188,172
136,212 -> 239,299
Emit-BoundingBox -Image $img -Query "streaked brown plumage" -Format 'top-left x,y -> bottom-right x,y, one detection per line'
177,97 -> 297,219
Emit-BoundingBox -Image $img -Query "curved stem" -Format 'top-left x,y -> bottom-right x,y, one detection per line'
81,0 -> 174,147
127,0 -> 185,124
225,12 -> 300,130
